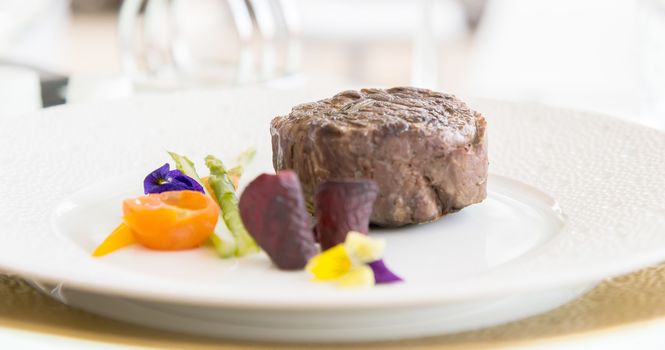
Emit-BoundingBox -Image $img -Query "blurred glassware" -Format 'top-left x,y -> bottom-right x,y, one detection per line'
0,0 -> 69,72
411,0 -> 439,90
465,0 -> 641,126
248,0 -> 301,82
411,0 -> 476,90
118,0 -> 300,90
637,0 -> 665,129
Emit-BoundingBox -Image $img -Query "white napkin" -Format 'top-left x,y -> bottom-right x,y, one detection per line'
0,65 -> 41,117
66,74 -> 134,104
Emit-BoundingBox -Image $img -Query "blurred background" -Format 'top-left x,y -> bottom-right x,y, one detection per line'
0,0 -> 663,128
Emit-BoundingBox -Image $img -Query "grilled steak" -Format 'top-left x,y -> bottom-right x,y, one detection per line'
270,87 -> 488,226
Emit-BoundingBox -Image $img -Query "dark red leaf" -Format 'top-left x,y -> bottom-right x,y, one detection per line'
314,179 -> 379,250
239,171 -> 318,270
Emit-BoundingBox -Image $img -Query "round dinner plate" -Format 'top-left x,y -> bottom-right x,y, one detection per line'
28,278 -> 594,342
1,88 -> 665,340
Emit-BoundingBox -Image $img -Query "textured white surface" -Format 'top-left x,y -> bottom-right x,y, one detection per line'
1,88 -> 665,308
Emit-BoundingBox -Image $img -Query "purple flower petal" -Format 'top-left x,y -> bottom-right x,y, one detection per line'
171,174 -> 204,192
368,259 -> 402,284
144,163 -> 204,194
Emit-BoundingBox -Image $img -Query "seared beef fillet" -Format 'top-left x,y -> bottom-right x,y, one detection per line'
270,87 -> 488,226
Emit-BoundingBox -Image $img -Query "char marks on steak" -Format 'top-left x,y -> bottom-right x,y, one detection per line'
270,87 -> 488,227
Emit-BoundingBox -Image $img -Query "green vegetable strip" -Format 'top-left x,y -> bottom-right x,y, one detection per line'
205,155 -> 259,256
227,147 -> 256,182
227,166 -> 242,183
235,147 -> 256,169
168,151 -> 236,258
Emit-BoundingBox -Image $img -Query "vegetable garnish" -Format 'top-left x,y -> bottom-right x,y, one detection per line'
92,223 -> 135,257
90,148 -> 404,286
314,179 -> 379,250
92,190 -> 218,255
227,148 -> 256,189
239,171 -> 318,270
204,155 -> 259,256
306,231 -> 402,288
367,259 -> 402,284
143,163 -> 204,194
304,245 -> 350,280
168,152 -> 236,257
93,150 -> 259,258
123,190 -> 218,250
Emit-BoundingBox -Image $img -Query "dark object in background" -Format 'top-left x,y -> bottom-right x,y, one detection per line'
271,86 -> 488,227
458,0 -> 487,29
71,0 -> 121,12
238,171 -> 318,270
314,179 -> 378,251
39,70 -> 68,107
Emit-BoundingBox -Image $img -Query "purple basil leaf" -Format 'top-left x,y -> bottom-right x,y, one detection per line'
368,259 -> 402,284
144,163 -> 204,194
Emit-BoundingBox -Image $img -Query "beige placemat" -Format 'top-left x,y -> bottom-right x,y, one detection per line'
3,263 -> 665,349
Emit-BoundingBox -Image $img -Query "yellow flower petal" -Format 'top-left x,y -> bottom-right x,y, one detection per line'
92,223 -> 136,257
337,265 -> 375,288
306,245 -> 352,281
344,231 -> 385,264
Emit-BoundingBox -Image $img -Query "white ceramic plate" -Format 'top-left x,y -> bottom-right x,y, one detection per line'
1,88 -> 665,314
29,278 -> 594,342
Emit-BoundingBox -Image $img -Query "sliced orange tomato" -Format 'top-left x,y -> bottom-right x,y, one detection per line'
93,190 -> 219,256
122,190 -> 219,251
